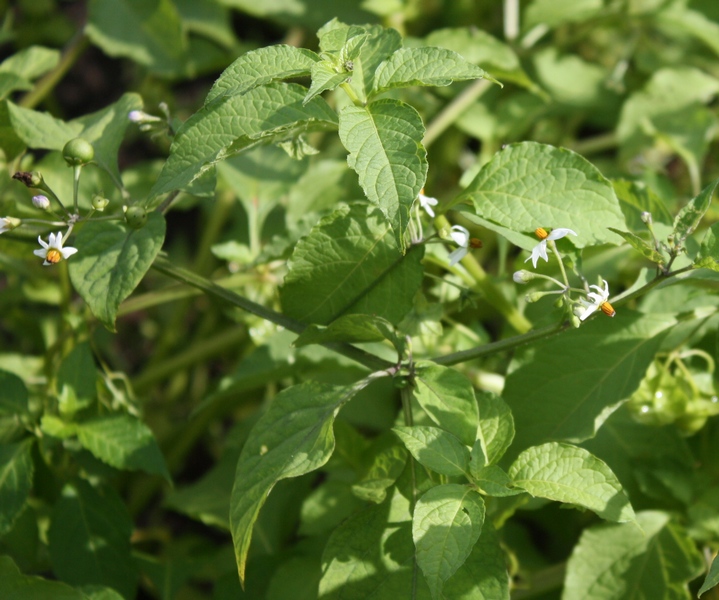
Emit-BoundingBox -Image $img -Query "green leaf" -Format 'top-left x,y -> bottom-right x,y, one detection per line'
75,414 -> 171,480
294,314 -> 397,348
525,0 -> 603,28
509,442 -> 635,523
374,47 -> 494,93
504,311 -> 675,454
151,83 -> 337,196
413,484 -> 485,600
300,480 -> 364,535
413,361 -> 479,446
699,554 -> 719,597
0,555 -> 86,600
0,369 -> 28,415
57,343 -> 97,416
612,179 -> 673,229
457,142 -> 625,246
48,480 -> 138,598
338,99 -> 427,250
476,391 -> 514,465
673,177 -> 719,245
0,439 -> 34,535
205,45 -> 319,104
696,222 -> 719,271
68,212 -> 166,331
393,426 -> 470,477
471,465 -> 522,497
280,204 -> 425,326
0,73 -> 31,100
351,434 -> 408,504
304,60 -> 351,105
0,45 -> 60,79
564,511 -> 704,599
6,100 -> 80,149
231,380 -> 370,586
318,20 -> 367,53
86,0 -> 187,76
346,25 -> 401,103
80,586 -> 126,600
607,228 -> 665,264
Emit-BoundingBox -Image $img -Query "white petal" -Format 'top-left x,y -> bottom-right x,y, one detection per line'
60,246 -> 78,259
449,225 -> 470,247
33,249 -> 47,258
48,232 -> 62,248
37,235 -> 49,250
419,193 -> 438,217
546,228 -> 577,241
578,303 -> 599,321
448,246 -> 468,266
525,240 -> 548,268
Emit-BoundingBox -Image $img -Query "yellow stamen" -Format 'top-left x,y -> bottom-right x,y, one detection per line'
470,238 -> 483,249
534,227 -> 548,240
600,301 -> 616,317
46,249 -> 62,264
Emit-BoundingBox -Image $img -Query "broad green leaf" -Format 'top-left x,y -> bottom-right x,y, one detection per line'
0,555 -> 85,600
80,587 -> 125,600
673,177 -> 719,245
413,361 -> 479,446
476,391 -> 514,465
699,554 -> 719,597
40,415 -> 78,439
0,369 -> 28,415
346,25 -> 401,103
393,426 -> 470,477
472,465 -> 522,497
351,435 -> 408,504
86,0 -> 187,76
205,45 -> 319,104
304,60 -> 351,104
68,212 -> 166,331
0,439 -> 34,535
696,222 -> 719,271
0,45 -> 60,79
75,414 -> 170,480
612,179 -> 673,230
231,380 -> 370,586
374,47 -> 493,93
294,314 -> 398,348
151,83 -> 337,196
0,101 -> 25,159
48,480 -> 137,598
338,99 -> 427,249
656,5 -> 719,58
0,73 -> 31,100
457,142 -> 625,246
57,343 -> 97,416
504,311 -> 675,455
318,20 -> 367,53
607,228 -> 665,264
6,100 -> 80,149
469,440 -> 487,476
300,480 -> 365,535
509,442 -> 635,523
280,204 -> 424,326
564,511 -> 704,600
267,556 -> 322,600
413,484 -> 485,600
525,0 -> 603,28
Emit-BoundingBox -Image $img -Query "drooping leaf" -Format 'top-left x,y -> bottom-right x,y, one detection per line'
75,414 -> 171,480
0,555 -> 85,600
673,177 -> 719,245
509,442 -> 635,523
564,511 -> 704,599
280,204 -> 424,326
607,228 -> 665,264
457,142 -> 625,246
68,212 -> 166,331
476,391 -> 514,465
48,480 -> 138,598
393,426 -> 470,477
0,45 -> 60,80
0,438 -> 34,535
504,311 -> 675,455
699,554 -> 719,597
205,45 -> 319,104
413,484 -> 485,600
304,60 -> 352,105
338,99 -> 427,249
413,361 -> 479,446
151,83 -> 338,196
230,379 -> 371,586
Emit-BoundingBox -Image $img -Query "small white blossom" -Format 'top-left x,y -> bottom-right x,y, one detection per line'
448,225 -> 470,266
0,217 -> 21,234
33,232 -> 78,266
526,227 -> 577,268
128,110 -> 161,124
418,191 -> 439,217
32,195 -> 50,210
513,270 -> 535,284
577,279 -> 614,321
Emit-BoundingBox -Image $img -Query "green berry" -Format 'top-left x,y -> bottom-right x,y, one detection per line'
125,206 -> 148,229
62,138 -> 95,166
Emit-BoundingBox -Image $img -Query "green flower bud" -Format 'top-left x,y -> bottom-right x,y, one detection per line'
124,205 -> 148,229
62,138 -> 95,166
92,194 -> 110,211
512,270 -> 535,284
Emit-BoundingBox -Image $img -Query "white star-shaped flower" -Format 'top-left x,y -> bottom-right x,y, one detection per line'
418,190 -> 439,217
578,279 -> 615,321
33,232 -> 78,266
525,227 -> 577,268
448,225 -> 470,266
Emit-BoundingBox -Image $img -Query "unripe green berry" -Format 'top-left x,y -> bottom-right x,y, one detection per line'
92,194 -> 110,211
124,205 -> 148,229
62,138 -> 95,166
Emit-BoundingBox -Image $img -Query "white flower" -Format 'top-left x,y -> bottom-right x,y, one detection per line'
418,190 -> 439,217
0,218 -> 11,234
448,225 -> 470,266
525,227 -> 577,268
32,195 -> 50,210
578,279 -> 615,321
33,232 -> 78,266
0,217 -> 21,234
128,110 -> 161,124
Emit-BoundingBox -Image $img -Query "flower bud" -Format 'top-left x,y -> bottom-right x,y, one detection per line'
12,171 -> 43,188
640,211 -> 652,224
0,216 -> 22,233
570,314 -> 581,328
62,138 -> 95,166
32,195 -> 50,210
128,110 -> 162,124
525,292 -> 544,303
92,194 -> 110,211
513,270 -> 535,284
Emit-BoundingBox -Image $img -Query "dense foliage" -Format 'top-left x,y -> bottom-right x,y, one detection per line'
1,1 -> 719,598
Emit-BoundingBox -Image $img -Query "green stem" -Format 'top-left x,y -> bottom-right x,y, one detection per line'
423,79 -> 492,148
340,82 -> 362,106
72,165 -> 81,213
